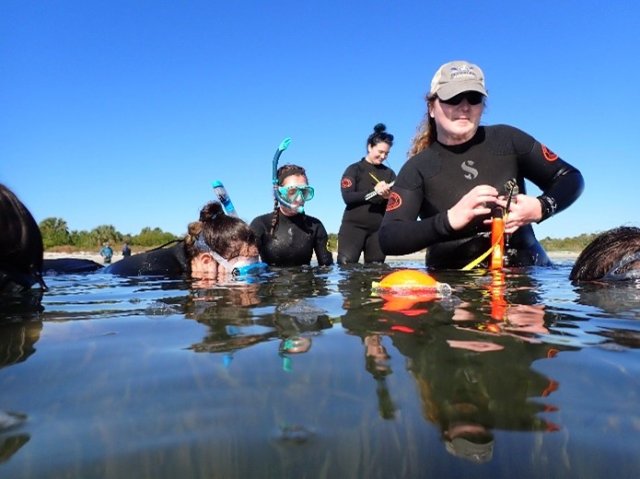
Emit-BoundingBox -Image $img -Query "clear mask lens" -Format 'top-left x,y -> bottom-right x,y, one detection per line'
277,186 -> 314,202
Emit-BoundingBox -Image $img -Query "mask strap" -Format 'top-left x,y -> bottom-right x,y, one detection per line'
603,251 -> 640,281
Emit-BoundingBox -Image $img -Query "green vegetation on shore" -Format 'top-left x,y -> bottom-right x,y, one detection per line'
40,217 -> 178,253
40,216 -> 596,254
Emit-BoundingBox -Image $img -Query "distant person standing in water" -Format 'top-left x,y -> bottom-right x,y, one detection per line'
122,242 -> 132,257
99,242 -> 113,264
338,123 -> 396,264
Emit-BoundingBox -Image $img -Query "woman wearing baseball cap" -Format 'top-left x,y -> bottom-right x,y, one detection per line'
379,60 -> 584,269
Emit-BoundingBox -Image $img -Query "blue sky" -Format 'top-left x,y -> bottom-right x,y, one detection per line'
2,0 -> 638,240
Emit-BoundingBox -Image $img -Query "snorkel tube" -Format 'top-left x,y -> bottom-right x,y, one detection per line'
272,137 -> 306,214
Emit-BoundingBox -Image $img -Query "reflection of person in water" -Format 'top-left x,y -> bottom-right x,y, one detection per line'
183,284 -> 270,354
0,321 -> 41,463
369,270 -> 572,462
273,299 -> 333,372
389,325 -> 564,463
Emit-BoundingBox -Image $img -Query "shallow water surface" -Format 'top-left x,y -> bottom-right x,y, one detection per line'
1,262 -> 640,478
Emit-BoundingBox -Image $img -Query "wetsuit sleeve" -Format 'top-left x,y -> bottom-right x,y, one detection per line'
313,221 -> 334,266
511,128 -> 585,222
378,161 -> 455,255
340,163 -> 369,205
249,216 -> 268,252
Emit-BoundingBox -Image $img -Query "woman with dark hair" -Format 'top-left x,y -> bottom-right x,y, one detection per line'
0,184 -> 47,292
379,60 -> 584,269
338,123 -> 396,264
106,202 -> 265,280
250,164 -> 333,267
570,227 -> 640,281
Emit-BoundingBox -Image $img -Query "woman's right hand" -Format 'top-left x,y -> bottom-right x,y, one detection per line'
374,181 -> 392,199
447,185 -> 499,230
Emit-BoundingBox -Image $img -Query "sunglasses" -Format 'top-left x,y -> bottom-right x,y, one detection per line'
277,185 -> 315,201
439,91 -> 485,106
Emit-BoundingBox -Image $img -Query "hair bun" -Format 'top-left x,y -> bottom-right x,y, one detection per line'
373,123 -> 387,133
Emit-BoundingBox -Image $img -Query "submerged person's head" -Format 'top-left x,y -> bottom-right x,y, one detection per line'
365,123 -> 394,166
0,184 -> 46,292
570,226 -> 640,282
409,60 -> 488,156
185,202 -> 260,281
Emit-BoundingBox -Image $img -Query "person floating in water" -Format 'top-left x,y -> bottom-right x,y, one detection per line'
338,123 -> 396,264
99,242 -> 113,264
105,201 -> 266,281
379,60 -> 584,269
251,164 -> 333,267
570,226 -> 640,281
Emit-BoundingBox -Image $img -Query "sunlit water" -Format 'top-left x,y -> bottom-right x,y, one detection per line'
2,260 -> 640,478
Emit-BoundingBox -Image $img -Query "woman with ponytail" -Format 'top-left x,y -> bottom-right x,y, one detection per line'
250,164 -> 333,267
106,202 -> 264,280
338,123 -> 396,264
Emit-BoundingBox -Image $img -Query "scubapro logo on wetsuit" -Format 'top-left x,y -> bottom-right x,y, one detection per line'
461,160 -> 479,180
541,145 -> 559,162
341,177 -> 353,188
386,192 -> 402,211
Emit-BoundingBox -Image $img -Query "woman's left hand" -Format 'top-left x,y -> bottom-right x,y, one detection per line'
493,194 -> 543,234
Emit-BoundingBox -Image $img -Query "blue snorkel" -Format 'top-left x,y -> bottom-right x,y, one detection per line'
272,137 -> 305,214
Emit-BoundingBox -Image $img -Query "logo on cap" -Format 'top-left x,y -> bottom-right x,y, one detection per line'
449,64 -> 478,81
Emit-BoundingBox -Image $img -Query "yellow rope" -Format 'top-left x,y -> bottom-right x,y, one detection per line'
461,214 -> 507,271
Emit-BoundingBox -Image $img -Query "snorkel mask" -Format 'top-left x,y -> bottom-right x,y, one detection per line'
272,138 -> 314,214
602,252 -> 640,281
194,234 -> 268,279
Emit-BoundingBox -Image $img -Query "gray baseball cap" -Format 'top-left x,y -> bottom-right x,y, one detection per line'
430,61 -> 488,100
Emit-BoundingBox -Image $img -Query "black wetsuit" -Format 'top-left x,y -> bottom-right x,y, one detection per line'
379,125 -> 584,269
250,211 -> 333,267
338,158 -> 396,264
103,243 -> 189,276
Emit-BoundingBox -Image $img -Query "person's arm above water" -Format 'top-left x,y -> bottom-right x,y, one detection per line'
313,221 -> 334,266
496,126 -> 585,233
340,163 -> 370,206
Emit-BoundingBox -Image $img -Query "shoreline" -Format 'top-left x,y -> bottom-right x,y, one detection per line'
44,250 -> 579,265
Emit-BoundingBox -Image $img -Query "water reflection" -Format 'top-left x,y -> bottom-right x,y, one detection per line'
340,266 -> 574,463
2,263 -> 640,476
0,321 -> 40,463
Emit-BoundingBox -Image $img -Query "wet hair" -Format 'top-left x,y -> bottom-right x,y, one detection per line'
570,226 -> 640,281
0,184 -> 46,290
184,202 -> 257,261
408,95 -> 438,157
270,164 -> 308,236
367,123 -> 394,149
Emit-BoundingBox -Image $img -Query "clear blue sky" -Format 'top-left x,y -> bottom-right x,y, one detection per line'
2,0 -> 638,240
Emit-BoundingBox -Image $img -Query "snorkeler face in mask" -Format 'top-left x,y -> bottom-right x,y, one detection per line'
191,241 -> 267,281
276,174 -> 314,216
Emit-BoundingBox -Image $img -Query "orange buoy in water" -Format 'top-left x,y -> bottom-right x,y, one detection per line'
372,269 -> 451,313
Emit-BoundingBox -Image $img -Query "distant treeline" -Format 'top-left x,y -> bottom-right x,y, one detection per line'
539,233 -> 598,252
40,217 -> 178,251
40,216 -> 595,254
